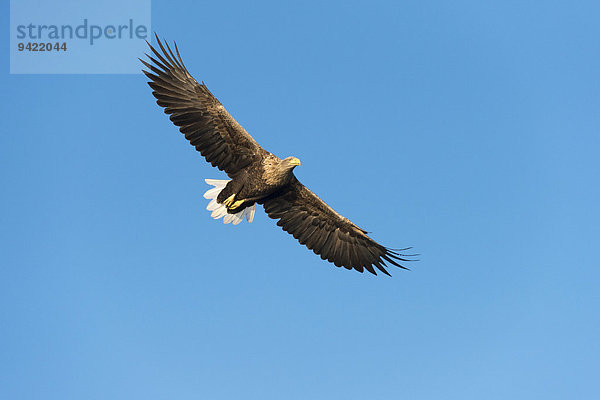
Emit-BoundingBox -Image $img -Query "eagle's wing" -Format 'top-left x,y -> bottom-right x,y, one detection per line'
140,36 -> 266,177
260,179 -> 412,275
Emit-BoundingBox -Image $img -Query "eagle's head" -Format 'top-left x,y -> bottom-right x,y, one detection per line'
283,156 -> 301,169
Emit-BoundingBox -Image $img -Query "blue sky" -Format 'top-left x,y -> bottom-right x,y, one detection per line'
2,1 -> 599,399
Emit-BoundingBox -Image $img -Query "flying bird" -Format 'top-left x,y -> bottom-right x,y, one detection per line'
141,35 -> 413,276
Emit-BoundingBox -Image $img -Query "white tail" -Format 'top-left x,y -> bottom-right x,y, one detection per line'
203,179 -> 255,225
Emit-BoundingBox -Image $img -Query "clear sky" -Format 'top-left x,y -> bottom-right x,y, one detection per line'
1,1 -> 599,399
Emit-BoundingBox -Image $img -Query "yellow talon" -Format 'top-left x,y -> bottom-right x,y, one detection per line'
231,199 -> 245,209
222,194 -> 236,207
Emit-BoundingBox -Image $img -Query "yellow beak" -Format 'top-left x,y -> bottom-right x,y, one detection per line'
290,157 -> 301,166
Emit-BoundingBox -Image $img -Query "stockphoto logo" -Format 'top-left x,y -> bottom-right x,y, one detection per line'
16,19 -> 148,46
10,0 -> 151,74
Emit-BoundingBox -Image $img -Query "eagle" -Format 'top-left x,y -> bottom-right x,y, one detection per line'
141,35 -> 413,276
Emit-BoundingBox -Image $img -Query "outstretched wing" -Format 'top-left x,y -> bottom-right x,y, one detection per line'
261,179 -> 413,276
141,35 -> 267,177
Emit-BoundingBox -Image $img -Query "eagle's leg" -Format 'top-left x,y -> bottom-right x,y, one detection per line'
230,199 -> 245,209
222,194 -> 236,208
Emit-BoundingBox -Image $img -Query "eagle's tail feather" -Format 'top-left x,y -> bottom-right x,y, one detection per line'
203,179 -> 255,225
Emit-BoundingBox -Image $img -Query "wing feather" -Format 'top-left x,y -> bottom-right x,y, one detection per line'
261,179 -> 413,275
141,35 -> 267,177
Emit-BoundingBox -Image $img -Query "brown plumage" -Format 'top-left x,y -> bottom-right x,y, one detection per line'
141,34 -> 414,276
